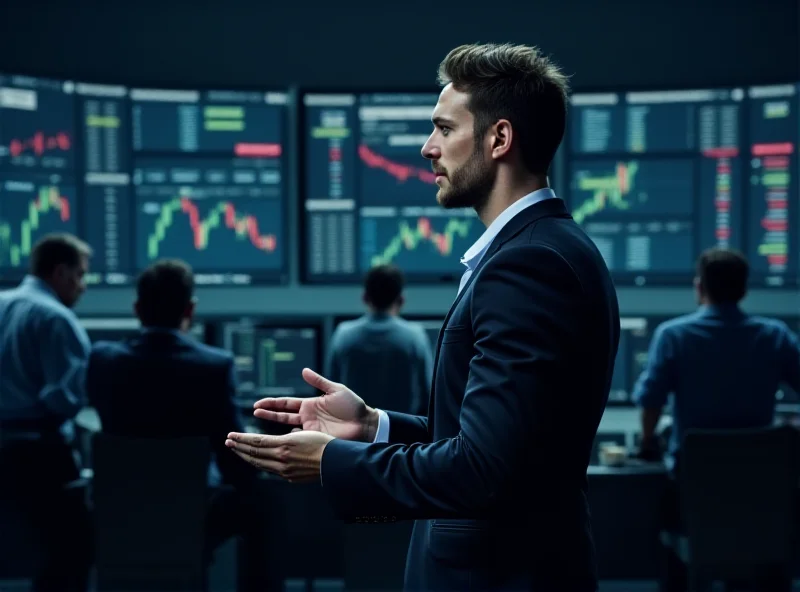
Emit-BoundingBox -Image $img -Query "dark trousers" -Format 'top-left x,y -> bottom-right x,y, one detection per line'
206,485 -> 282,591
0,435 -> 92,592
659,468 -> 791,592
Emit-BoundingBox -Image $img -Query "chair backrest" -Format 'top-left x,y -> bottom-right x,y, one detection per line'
91,433 -> 211,591
679,425 -> 799,568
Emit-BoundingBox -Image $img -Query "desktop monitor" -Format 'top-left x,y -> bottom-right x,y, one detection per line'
130,87 -> 291,285
568,87 -> 745,285
221,320 -> 320,400
0,74 -> 80,283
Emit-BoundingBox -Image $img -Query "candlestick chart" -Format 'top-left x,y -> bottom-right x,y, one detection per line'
0,179 -> 77,271
361,213 -> 482,276
136,191 -> 283,273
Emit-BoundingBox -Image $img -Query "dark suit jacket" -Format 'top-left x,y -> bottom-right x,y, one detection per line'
86,329 -> 257,489
321,199 -> 620,591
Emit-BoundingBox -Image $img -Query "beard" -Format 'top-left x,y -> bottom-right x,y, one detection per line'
435,143 -> 496,213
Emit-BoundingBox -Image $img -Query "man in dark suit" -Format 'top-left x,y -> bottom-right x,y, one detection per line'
226,42 -> 620,591
87,259 -> 273,591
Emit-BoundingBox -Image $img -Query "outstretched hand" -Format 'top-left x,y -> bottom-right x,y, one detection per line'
251,368 -> 379,442
225,430 -> 334,483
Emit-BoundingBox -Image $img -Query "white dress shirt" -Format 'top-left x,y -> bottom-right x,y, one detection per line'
373,187 -> 558,442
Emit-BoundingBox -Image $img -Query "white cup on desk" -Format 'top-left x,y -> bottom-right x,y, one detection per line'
598,442 -> 627,467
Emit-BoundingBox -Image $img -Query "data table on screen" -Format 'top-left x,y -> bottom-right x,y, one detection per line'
131,88 -> 286,156
746,84 -> 798,287
79,83 -> 130,175
568,88 -> 744,283
223,324 -> 319,398
0,174 -> 77,277
0,75 -> 76,173
133,158 -> 285,284
76,82 -> 134,284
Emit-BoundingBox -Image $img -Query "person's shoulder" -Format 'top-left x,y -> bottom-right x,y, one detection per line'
187,338 -> 234,366
395,317 -> 428,341
476,243 -> 579,287
89,339 -> 131,365
332,317 -> 367,342
747,314 -> 794,336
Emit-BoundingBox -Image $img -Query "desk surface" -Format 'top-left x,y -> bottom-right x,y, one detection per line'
588,462 -> 666,476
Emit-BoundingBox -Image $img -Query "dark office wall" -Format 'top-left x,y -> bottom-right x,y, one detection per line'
0,0 -> 797,90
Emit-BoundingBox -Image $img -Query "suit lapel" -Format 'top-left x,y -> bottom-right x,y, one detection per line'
425,198 -> 571,429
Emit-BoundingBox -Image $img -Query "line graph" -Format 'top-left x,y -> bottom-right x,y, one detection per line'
358,144 -> 439,207
571,162 -> 638,224
570,159 -> 694,224
358,144 -> 436,184
146,197 -> 278,260
0,184 -> 75,268
361,214 -> 482,275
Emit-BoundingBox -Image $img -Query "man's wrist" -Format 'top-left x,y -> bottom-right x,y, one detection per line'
362,406 -> 380,442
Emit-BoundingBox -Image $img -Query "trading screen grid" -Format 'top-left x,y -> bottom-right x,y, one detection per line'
0,76 -> 290,285
0,75 -> 797,288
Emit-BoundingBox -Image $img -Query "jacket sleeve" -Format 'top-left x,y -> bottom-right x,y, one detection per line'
320,244 -> 582,520
384,411 -> 430,445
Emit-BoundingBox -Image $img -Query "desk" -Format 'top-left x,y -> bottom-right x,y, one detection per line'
588,463 -> 668,579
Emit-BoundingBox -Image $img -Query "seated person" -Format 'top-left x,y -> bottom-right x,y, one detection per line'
327,264 -> 433,415
86,259 -> 274,591
633,247 -> 800,591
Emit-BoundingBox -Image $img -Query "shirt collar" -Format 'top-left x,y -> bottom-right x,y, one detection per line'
20,274 -> 59,300
461,187 -> 557,270
699,303 -> 744,318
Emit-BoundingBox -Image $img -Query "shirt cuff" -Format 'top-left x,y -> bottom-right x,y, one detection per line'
373,408 -> 390,443
321,408 -> 391,486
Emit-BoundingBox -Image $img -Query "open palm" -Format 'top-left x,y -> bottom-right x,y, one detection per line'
253,368 -> 372,442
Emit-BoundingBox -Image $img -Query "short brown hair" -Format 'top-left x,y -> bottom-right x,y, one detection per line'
29,233 -> 92,277
136,259 -> 194,328
437,43 -> 569,174
696,248 -> 749,304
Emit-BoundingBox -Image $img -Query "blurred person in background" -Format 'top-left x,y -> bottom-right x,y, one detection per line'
633,247 -> 800,592
0,233 -> 93,592
87,259 -> 276,591
327,264 -> 433,415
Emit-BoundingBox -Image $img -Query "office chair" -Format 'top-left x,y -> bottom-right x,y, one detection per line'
667,425 -> 799,591
91,433 -> 211,591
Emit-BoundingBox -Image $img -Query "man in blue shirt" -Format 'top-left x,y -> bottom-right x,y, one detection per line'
0,233 -> 93,592
327,264 -> 433,415
633,247 -> 800,465
633,247 -> 800,591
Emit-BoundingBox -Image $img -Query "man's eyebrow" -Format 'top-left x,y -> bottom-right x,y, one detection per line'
432,116 -> 456,127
